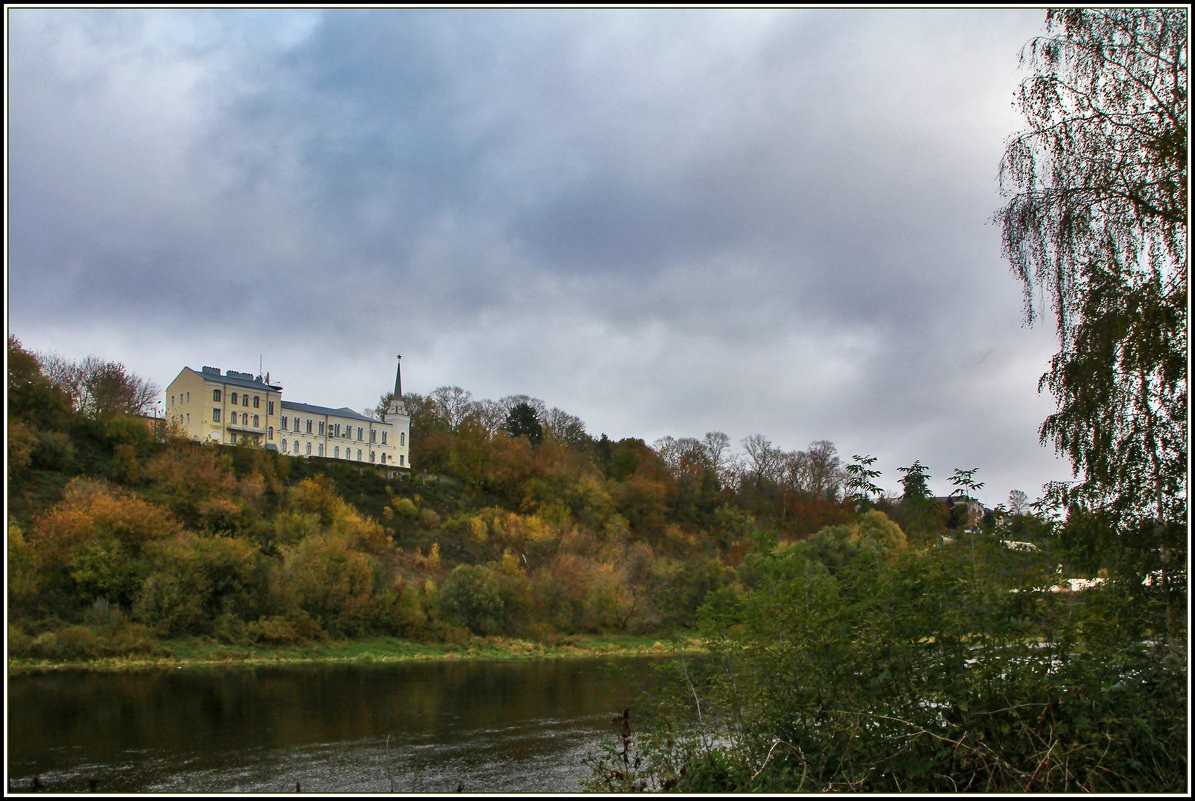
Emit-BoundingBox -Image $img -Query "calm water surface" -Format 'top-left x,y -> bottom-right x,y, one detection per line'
7,657 -> 668,794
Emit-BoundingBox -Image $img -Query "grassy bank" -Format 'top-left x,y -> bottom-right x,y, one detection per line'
7,633 -> 703,675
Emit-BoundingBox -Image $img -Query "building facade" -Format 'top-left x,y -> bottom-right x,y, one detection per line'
165,362 -> 410,469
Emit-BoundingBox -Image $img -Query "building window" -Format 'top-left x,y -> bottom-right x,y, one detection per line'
231,392 -> 238,405
254,415 -> 260,427
294,441 -> 300,454
282,416 -> 288,430
357,449 -> 362,461
319,421 -> 326,436
282,438 -> 287,451
305,442 -> 312,455
400,432 -> 406,446
253,396 -> 260,408
242,412 -> 249,426
318,444 -> 324,457
400,454 -> 405,467
306,419 -> 313,434
357,427 -> 363,441
171,395 -> 175,406
242,395 -> 249,407
213,408 -> 222,423
268,426 -> 274,441
382,431 -> 388,444
370,429 -> 377,443
295,417 -> 302,432
370,451 -> 376,463
213,389 -> 222,402
381,453 -> 387,464
268,400 -> 275,415
231,433 -> 238,444
334,446 -> 339,458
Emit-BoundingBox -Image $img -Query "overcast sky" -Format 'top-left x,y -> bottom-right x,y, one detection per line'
6,7 -> 1075,507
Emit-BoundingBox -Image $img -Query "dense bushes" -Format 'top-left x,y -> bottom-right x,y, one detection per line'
8,436 -> 737,650
586,523 -> 1186,793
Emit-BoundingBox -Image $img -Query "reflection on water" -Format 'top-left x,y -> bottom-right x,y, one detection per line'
7,658 -> 666,794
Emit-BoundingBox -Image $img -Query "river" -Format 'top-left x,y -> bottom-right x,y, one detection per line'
7,657 -> 670,794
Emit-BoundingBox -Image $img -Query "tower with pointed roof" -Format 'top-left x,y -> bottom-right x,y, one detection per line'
387,354 -> 407,417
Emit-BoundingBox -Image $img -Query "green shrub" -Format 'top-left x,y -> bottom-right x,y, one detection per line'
110,442 -> 141,484
28,620 -> 158,660
32,626 -> 100,660
595,536 -> 1188,794
8,624 -> 34,658
439,564 -> 504,635
8,420 -> 37,476
81,413 -> 154,451
240,615 -> 320,645
675,748 -> 749,793
104,622 -> 157,656
393,497 -> 419,518
32,431 -> 76,471
82,597 -> 127,628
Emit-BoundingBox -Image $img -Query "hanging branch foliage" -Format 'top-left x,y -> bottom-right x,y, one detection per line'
996,8 -> 1187,524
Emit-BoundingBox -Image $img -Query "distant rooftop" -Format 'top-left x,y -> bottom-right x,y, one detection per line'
194,365 -> 282,391
281,400 -> 377,423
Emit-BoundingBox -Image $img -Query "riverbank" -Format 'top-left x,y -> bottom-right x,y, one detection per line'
7,633 -> 703,674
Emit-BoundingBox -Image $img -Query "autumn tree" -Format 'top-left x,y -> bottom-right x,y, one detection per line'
8,336 -> 73,429
739,434 -> 784,520
449,417 -> 493,486
38,352 -> 160,418
787,440 -> 846,501
741,434 -> 783,486
278,534 -> 378,636
29,479 -> 181,612
397,391 -> 444,436
654,436 -> 721,526
145,443 -> 239,520
996,9 -> 1187,525
430,385 -> 479,431
542,406 -> 590,448
701,431 -> 735,486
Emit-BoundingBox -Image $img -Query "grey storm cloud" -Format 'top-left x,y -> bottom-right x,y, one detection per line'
6,7 -> 1074,505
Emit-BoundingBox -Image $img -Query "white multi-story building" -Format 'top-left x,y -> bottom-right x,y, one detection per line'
165,359 -> 410,469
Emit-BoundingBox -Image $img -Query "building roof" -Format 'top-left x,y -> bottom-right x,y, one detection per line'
281,400 -> 379,423
187,366 -> 282,392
